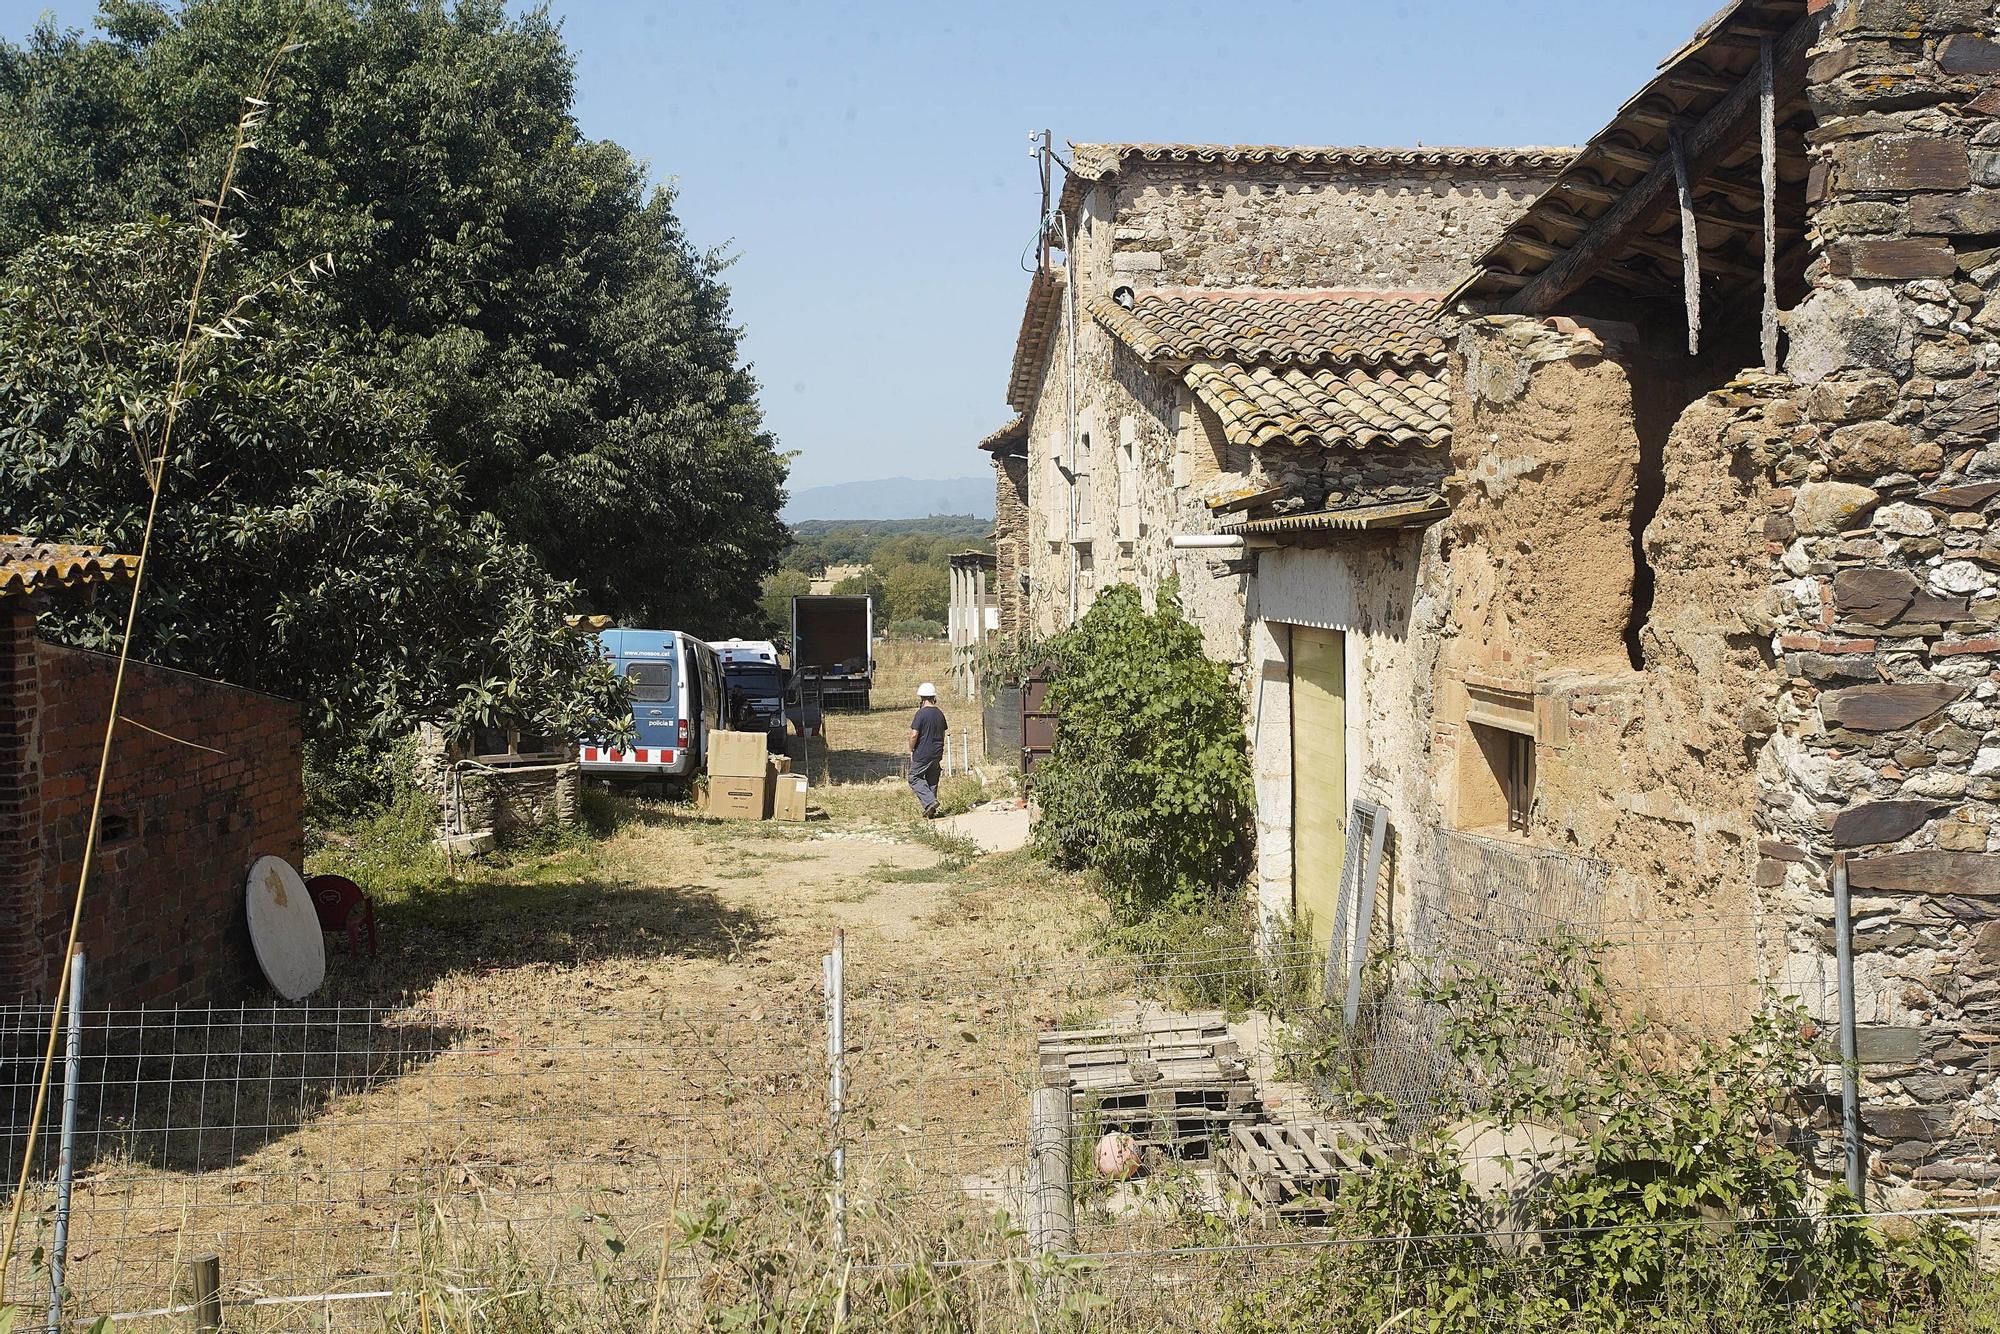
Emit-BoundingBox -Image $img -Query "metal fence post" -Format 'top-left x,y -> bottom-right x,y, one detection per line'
48,951 -> 83,1334
824,930 -> 848,1323
1833,853 -> 1864,1206
192,1253 -> 222,1331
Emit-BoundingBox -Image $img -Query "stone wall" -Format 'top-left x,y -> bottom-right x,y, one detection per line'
1018,154 -> 1564,660
991,450 -> 1029,638
1750,0 -> 2000,1198
414,723 -> 580,855
1109,161 -> 1558,293
10,642 -> 302,1008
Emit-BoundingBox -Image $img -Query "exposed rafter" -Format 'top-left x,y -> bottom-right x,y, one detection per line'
1498,3 -> 1825,315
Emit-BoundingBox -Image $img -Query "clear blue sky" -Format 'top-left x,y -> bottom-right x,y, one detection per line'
14,0 -> 1720,490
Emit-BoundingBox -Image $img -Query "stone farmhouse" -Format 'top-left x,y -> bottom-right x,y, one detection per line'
984,0 -> 2000,1188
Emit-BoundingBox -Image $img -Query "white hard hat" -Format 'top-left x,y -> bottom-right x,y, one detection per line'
917,682 -> 937,697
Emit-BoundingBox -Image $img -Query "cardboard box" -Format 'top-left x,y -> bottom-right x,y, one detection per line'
708,772 -> 772,820
768,754 -> 792,777
708,729 -> 770,779
773,773 -> 808,822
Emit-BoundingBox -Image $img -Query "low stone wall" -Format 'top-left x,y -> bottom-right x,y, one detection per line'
413,724 -> 580,853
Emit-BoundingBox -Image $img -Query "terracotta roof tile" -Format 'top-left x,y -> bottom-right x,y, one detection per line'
1089,290 -> 1446,368
976,416 -> 1027,454
0,536 -> 139,601
1060,144 -> 1575,219
1183,362 -> 1452,451
1005,268 -> 1065,413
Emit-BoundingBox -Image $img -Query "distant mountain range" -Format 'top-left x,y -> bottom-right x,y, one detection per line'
784,476 -> 993,522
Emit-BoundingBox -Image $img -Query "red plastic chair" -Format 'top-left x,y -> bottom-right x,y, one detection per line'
305,873 -> 378,960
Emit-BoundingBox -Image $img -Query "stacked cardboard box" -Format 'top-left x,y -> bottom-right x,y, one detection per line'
706,730 -> 772,820
706,733 -> 809,821
773,773 -> 808,821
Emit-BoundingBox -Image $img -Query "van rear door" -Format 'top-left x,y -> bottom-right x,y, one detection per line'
628,658 -> 681,752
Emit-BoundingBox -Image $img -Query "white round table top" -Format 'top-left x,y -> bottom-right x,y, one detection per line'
245,855 -> 326,1001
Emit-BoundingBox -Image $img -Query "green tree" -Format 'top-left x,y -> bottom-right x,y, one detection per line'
0,220 -> 624,748
758,568 -> 811,635
880,561 -> 947,624
1031,583 -> 1252,912
0,0 -> 787,634
829,570 -> 884,621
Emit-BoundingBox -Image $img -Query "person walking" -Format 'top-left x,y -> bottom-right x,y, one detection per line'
907,682 -> 948,818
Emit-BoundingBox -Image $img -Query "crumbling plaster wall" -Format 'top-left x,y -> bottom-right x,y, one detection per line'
1435,319 -> 1773,957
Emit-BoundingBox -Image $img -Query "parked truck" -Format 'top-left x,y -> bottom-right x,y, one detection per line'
790,594 -> 874,710
710,637 -> 791,751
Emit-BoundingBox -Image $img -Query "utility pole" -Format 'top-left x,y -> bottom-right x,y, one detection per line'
1035,129 -> 1053,273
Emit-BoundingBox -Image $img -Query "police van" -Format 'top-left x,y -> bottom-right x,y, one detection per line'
580,628 -> 722,780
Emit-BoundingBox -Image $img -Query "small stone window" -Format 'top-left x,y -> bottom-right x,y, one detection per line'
1464,722 -> 1535,835
98,812 -> 134,845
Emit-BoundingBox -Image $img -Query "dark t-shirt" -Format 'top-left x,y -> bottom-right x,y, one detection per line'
910,705 -> 947,768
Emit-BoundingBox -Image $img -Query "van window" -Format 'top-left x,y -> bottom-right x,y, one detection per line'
627,661 -> 677,701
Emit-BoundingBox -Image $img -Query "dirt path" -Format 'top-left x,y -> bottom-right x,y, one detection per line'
44,644 -> 1164,1329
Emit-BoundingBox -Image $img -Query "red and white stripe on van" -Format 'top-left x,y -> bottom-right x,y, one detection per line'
580,745 -> 679,765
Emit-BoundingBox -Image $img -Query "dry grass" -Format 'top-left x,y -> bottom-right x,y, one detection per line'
3,643 -> 1337,1329
10,644 -> 1185,1328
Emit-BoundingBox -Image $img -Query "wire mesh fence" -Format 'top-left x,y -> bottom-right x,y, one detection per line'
0,992 -> 827,1327
1,829 -> 1996,1329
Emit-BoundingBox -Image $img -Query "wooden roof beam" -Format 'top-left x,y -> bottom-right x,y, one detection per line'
1503,5 -> 1827,316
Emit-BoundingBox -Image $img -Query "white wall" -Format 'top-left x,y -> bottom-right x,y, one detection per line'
1247,534 -> 1444,936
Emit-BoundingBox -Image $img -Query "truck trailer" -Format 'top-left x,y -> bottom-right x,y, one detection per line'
790,594 -> 874,710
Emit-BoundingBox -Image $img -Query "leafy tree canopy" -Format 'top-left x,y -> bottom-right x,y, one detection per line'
0,221 -> 626,747
0,0 -> 787,642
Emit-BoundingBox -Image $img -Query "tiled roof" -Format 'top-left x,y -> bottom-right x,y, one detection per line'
1089,290 -> 1446,368
1183,362 -> 1452,451
1005,267 -> 1065,413
1069,143 -> 1577,179
1060,143 -> 1575,220
1087,287 -> 1453,451
1217,495 -> 1451,536
0,536 -> 139,601
976,416 -> 1027,454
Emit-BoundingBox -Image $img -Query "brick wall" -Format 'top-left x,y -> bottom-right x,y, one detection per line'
0,609 -> 41,1004
16,643 -> 303,1008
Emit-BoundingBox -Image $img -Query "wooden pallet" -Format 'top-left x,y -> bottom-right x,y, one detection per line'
1038,1015 -> 1259,1150
1219,1120 -> 1373,1223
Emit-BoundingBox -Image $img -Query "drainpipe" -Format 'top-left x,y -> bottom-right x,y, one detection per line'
1169,534 -> 1277,551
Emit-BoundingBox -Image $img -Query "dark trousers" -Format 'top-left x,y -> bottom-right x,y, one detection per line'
908,758 -> 942,812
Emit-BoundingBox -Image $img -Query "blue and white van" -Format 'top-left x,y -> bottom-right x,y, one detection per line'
580,628 -> 723,779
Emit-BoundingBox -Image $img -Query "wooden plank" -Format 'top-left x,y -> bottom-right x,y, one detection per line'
1503,5 -> 1825,315
1847,852 -> 2000,897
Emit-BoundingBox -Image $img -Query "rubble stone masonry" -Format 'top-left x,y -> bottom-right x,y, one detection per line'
1751,1 -> 2000,1198
1021,153 -> 1562,654
992,451 -> 1029,638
